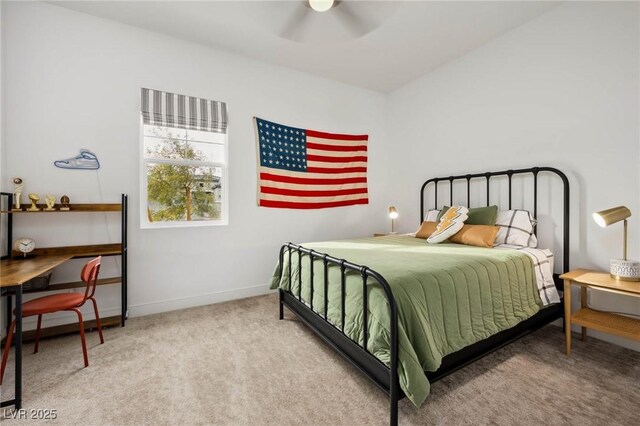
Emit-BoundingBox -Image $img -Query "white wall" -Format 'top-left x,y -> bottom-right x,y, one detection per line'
1,1 -> 391,330
387,1 -> 640,350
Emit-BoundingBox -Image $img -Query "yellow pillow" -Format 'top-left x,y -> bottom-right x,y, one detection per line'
415,221 -> 437,239
450,224 -> 499,248
427,206 -> 469,244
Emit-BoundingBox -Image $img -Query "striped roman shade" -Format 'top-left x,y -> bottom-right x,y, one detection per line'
140,88 -> 228,133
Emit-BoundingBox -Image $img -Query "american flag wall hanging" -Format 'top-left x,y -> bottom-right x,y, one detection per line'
255,117 -> 369,209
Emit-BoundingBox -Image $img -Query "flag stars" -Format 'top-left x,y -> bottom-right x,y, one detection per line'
257,119 -> 307,172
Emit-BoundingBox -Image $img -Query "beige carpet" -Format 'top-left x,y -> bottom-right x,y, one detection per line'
1,293 -> 638,425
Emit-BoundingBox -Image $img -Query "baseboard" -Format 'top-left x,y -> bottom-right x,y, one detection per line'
128,283 -> 272,317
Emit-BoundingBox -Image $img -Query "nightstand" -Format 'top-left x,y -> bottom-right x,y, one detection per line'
560,269 -> 640,355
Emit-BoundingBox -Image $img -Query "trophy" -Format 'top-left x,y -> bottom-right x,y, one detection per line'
44,194 -> 56,211
12,177 -> 23,211
60,195 -> 70,211
27,193 -> 41,211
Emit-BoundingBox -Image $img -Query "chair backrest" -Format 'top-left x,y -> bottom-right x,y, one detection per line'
81,256 -> 102,301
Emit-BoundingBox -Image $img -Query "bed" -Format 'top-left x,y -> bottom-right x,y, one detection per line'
270,167 -> 570,425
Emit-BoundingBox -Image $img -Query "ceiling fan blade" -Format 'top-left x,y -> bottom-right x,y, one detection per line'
280,2 -> 312,41
333,1 -> 375,37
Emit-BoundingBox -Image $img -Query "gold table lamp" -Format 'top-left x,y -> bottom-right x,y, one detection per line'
593,206 -> 640,281
388,206 -> 398,234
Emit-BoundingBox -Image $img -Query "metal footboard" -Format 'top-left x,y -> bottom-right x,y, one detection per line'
277,242 -> 400,426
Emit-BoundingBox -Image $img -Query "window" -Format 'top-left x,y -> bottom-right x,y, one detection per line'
140,88 -> 228,228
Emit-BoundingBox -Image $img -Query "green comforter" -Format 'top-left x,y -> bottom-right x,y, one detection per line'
269,235 -> 542,407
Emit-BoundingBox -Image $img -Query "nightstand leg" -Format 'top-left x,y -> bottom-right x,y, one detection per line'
564,279 -> 571,356
580,286 -> 587,341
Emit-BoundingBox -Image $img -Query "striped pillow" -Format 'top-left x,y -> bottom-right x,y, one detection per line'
427,206 -> 469,244
493,210 -> 538,248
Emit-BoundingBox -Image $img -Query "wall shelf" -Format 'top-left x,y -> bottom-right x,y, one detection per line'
1,193 -> 128,341
0,203 -> 122,213
13,244 -> 123,258
1,315 -> 122,345
23,276 -> 121,294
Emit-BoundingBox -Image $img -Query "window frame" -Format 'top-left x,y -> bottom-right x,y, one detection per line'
139,117 -> 229,229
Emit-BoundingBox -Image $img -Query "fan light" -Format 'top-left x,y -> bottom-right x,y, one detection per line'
309,0 -> 334,12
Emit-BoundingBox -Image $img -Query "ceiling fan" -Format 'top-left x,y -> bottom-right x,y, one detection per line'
280,0 -> 378,42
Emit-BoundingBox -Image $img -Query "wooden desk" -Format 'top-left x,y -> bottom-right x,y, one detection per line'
2,255 -> 73,286
560,269 -> 640,356
0,254 -> 72,410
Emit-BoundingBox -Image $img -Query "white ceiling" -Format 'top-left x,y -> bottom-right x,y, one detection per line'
51,1 -> 560,93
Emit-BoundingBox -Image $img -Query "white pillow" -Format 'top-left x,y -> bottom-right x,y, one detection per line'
427,206 -> 469,244
424,209 -> 440,222
493,210 -> 538,248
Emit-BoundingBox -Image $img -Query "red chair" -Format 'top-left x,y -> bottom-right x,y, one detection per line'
1,256 -> 104,384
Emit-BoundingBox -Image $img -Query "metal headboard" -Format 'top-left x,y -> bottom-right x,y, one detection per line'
419,167 -> 570,272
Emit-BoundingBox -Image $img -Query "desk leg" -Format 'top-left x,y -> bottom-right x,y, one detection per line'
580,286 -> 587,342
6,295 -> 12,337
15,285 -> 22,410
564,279 -> 571,356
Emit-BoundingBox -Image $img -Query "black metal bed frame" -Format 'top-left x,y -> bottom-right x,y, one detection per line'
277,166 -> 570,426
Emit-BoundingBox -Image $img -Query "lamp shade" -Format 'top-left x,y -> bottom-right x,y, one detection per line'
388,206 -> 398,219
593,206 -> 631,228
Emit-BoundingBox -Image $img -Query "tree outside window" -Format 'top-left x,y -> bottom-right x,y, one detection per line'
142,126 -> 227,227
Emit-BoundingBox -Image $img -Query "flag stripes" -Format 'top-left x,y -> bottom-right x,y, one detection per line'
261,186 -> 368,197
263,181 -> 367,191
306,142 -> 367,152
306,166 -> 367,174
307,154 -> 368,163
306,129 -> 367,141
259,198 -> 369,210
